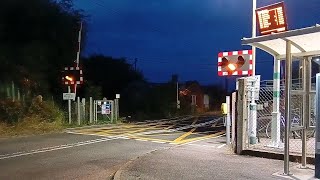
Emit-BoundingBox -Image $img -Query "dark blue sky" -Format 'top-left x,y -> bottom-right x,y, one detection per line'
74,0 -> 320,85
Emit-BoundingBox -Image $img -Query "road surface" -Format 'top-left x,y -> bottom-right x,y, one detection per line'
0,115 -> 292,179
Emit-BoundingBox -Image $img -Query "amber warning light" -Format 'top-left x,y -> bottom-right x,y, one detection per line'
256,2 -> 288,35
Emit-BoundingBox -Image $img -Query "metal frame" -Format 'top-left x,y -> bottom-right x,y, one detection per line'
242,25 -> 320,175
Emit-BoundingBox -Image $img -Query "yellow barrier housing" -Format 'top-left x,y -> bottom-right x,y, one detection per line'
221,103 -> 227,115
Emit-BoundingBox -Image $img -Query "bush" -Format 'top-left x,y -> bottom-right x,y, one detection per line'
0,100 -> 25,124
0,95 -> 65,137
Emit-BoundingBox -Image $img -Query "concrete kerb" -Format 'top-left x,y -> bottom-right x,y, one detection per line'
112,148 -> 165,180
241,149 -> 315,165
113,158 -> 136,180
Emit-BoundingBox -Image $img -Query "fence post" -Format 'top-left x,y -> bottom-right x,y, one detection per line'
77,97 -> 81,125
90,97 -> 93,124
93,100 -> 96,123
231,92 -> 237,151
236,78 -> 248,154
226,96 -> 231,145
301,56 -> 311,167
82,98 -> 86,124
111,100 -> 114,123
6,86 -> 10,99
17,89 -> 21,101
11,81 -> 15,101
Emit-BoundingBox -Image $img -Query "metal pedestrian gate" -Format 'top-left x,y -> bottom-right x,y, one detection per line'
93,99 -> 115,123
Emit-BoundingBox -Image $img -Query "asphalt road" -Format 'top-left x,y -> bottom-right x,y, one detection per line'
0,116 -> 224,179
0,115 -> 293,180
0,134 -> 172,179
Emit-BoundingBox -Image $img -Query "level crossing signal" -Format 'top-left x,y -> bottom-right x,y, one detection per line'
62,66 -> 83,85
218,50 -> 253,76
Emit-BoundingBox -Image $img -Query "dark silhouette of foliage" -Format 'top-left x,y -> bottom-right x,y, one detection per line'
0,0 -> 85,100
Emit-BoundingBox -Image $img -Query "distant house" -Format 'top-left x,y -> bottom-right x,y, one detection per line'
179,81 -> 209,112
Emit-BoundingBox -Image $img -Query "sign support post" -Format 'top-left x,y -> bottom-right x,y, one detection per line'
68,86 -> 72,124
77,97 -> 81,125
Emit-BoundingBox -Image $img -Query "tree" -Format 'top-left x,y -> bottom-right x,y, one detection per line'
0,0 -> 85,100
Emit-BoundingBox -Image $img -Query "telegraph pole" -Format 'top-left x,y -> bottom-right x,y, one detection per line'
74,22 -> 83,94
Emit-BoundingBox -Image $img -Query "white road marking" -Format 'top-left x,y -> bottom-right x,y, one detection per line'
217,144 -> 226,149
0,137 -> 121,160
188,144 -> 217,148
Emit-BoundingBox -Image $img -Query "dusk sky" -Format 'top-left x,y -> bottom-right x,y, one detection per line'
74,0 -> 320,86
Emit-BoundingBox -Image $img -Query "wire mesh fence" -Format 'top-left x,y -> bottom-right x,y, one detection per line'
246,79 -> 315,158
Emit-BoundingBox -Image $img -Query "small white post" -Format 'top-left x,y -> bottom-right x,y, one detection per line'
68,86 -> 72,124
77,97 -> 81,125
82,98 -> 86,123
231,92 -> 237,146
226,96 -> 231,145
89,97 -> 93,124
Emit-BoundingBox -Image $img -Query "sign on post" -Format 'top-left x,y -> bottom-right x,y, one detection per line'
256,2 -> 288,35
101,104 -> 111,115
246,75 -> 260,101
236,75 -> 260,100
63,93 -> 76,100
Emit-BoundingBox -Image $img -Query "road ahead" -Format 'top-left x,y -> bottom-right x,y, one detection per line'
0,116 -> 292,180
0,116 -> 226,179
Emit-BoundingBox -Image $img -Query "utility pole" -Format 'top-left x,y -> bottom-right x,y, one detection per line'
74,22 -> 83,94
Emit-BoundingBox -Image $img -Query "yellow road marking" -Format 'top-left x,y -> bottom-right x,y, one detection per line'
124,125 -> 163,134
75,121 -> 173,136
173,118 -> 198,143
141,131 -> 182,136
125,135 -> 173,143
176,131 -> 225,144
